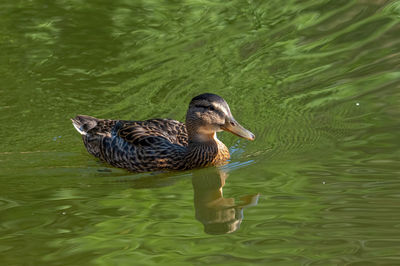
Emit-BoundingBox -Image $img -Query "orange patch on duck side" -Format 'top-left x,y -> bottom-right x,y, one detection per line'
211,139 -> 230,166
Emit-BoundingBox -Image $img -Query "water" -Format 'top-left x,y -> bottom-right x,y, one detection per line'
1,0 -> 400,264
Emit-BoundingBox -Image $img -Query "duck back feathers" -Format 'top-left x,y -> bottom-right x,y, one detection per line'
72,115 -> 195,172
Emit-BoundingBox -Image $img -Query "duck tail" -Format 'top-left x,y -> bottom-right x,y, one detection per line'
71,115 -> 99,135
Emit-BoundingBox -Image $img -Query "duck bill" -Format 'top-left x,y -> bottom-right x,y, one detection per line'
222,119 -> 255,141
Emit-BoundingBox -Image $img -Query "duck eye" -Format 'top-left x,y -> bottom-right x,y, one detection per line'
208,105 -> 216,111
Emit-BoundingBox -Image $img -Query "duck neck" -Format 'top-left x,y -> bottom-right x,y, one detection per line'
185,132 -> 230,169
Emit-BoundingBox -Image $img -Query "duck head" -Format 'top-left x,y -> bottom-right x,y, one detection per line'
185,93 -> 255,142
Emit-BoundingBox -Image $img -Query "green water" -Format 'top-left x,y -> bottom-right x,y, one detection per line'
1,0 -> 400,265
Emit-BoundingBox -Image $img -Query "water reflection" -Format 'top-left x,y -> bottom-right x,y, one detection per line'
192,168 -> 259,235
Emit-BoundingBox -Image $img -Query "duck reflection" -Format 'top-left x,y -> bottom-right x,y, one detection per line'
192,168 -> 259,235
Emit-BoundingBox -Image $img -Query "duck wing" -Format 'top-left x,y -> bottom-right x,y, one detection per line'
105,119 -> 188,171
115,119 -> 188,147
72,116 -> 188,171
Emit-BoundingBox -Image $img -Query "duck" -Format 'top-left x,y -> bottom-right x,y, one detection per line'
71,93 -> 255,172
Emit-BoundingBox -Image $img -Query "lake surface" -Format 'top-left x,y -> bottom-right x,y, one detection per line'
1,0 -> 400,265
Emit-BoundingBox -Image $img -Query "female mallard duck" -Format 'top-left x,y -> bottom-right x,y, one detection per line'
71,93 -> 255,172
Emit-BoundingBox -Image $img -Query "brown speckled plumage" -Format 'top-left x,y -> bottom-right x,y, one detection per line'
72,93 -> 254,172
